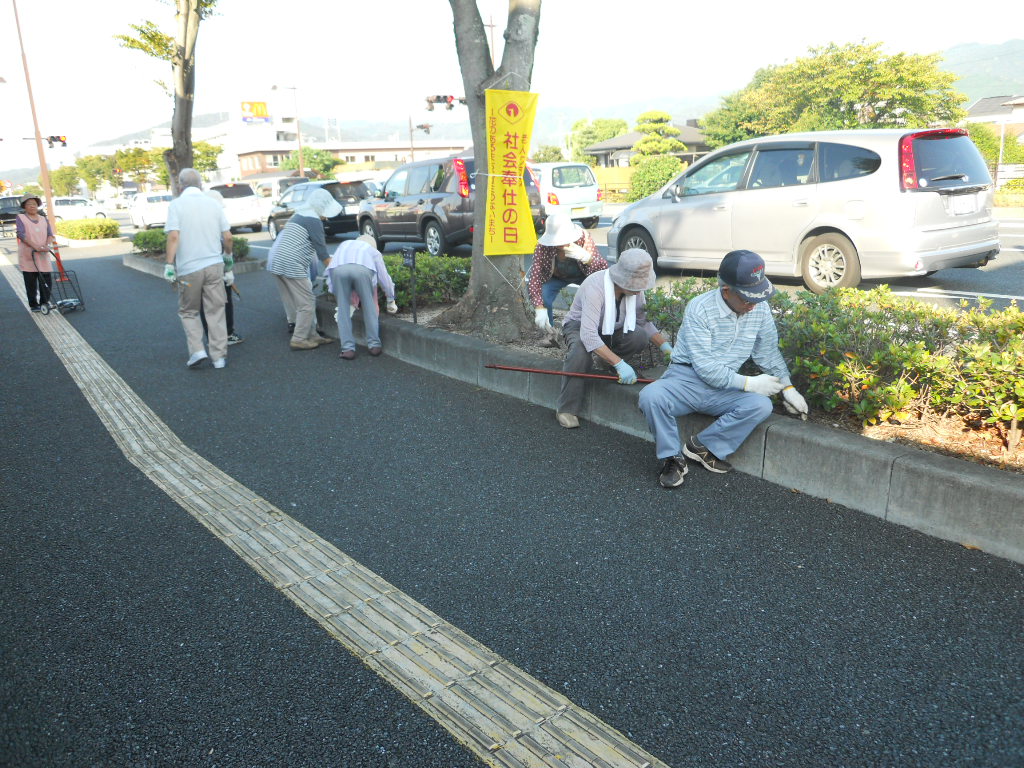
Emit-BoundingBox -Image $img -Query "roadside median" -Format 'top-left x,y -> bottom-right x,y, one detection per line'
320,300 -> 1024,566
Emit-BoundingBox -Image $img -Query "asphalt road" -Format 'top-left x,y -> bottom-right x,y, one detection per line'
1,234 -> 1022,767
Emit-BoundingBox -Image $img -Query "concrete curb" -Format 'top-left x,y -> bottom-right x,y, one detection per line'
55,236 -> 124,249
318,299 -> 1024,566
121,251 -> 265,276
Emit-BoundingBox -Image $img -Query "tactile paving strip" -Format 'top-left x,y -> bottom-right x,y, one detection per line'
3,261 -> 670,768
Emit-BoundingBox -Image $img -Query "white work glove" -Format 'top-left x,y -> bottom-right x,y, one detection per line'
564,243 -> 592,264
163,264 -> 176,283
659,341 -> 673,362
534,307 -> 552,333
223,270 -> 235,287
386,300 -> 398,314
744,374 -> 784,396
782,386 -> 809,420
613,359 -> 637,385
349,304 -> 357,318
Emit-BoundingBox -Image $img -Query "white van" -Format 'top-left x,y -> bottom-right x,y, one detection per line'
209,182 -> 264,233
531,162 -> 603,229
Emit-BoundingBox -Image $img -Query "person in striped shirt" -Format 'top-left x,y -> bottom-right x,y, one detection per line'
638,250 -> 808,489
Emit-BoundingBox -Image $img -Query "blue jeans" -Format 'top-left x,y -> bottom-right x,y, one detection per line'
638,363 -> 773,460
541,278 -> 573,323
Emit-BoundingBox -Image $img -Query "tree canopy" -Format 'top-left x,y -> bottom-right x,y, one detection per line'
569,118 -> 628,163
701,42 -> 968,147
531,144 -> 565,163
281,147 -> 339,178
631,111 -> 686,156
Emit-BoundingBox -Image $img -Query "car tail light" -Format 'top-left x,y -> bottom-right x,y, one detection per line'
547,192 -> 560,205
597,188 -> 603,201
899,128 -> 968,191
453,158 -> 471,198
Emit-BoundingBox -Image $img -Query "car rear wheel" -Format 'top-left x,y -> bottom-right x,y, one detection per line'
619,227 -> 660,270
268,218 -> 279,240
581,216 -> 600,229
800,233 -> 861,293
423,220 -> 447,257
360,219 -> 381,250
96,213 -> 106,218
251,222 -> 262,233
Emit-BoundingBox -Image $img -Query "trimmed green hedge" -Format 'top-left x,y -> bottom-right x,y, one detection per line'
131,229 -> 250,259
645,280 -> 1023,444
55,218 -> 120,239
382,252 -> 469,306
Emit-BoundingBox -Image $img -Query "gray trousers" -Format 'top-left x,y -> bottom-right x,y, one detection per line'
638,363 -> 773,460
274,274 -> 318,343
556,319 -> 652,415
330,263 -> 380,352
179,263 -> 227,361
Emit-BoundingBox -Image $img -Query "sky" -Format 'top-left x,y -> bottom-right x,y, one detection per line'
0,0 -> 1018,173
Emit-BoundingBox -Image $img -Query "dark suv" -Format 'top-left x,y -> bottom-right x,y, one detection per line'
1,195 -> 24,235
267,180 -> 372,239
356,153 -> 544,256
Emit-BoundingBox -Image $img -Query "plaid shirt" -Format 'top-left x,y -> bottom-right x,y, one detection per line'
670,288 -> 792,390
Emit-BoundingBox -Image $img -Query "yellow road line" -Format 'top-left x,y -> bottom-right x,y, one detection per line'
2,260 -> 671,768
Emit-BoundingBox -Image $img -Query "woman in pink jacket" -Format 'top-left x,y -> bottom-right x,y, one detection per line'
15,195 -> 57,311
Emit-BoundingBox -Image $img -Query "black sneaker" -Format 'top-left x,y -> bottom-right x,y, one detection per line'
658,455 -> 688,488
287,322 -> 295,334
227,333 -> 244,345
683,436 -> 733,473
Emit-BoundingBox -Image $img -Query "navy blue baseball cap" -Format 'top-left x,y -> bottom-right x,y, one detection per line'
719,249 -> 775,303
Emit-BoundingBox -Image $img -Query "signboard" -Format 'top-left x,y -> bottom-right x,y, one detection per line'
241,101 -> 271,124
483,88 -> 538,256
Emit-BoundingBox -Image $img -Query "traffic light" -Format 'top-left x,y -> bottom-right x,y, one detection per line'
416,123 -> 431,135
45,135 -> 67,148
425,95 -> 465,111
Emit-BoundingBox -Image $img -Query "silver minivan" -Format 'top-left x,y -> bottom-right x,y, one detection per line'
606,128 -> 1000,292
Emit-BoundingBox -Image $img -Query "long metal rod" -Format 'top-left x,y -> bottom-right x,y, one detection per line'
485,363 -> 656,384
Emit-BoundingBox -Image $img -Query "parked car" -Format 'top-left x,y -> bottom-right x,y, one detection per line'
531,161 -> 603,229
51,196 -> 108,221
606,128 -> 1000,293
0,195 -> 24,233
129,192 -> 173,230
208,182 -> 263,232
253,175 -> 310,203
356,152 -> 544,257
266,180 -> 371,239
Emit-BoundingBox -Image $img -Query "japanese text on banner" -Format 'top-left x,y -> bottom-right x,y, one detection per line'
484,89 -> 539,256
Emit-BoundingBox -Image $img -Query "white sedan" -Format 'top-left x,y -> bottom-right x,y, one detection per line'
51,196 -> 109,221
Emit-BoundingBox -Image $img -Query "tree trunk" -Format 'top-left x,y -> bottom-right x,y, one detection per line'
165,0 -> 201,195
437,0 -> 541,343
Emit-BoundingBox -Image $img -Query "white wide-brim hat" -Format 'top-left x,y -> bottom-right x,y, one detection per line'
538,213 -> 583,247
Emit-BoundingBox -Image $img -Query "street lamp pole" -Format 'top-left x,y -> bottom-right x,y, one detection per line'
274,85 -> 305,179
11,0 -> 55,224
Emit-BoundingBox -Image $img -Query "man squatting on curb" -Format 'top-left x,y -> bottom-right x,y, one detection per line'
638,249 -> 809,489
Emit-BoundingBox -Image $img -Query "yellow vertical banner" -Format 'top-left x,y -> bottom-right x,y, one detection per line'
484,89 -> 539,256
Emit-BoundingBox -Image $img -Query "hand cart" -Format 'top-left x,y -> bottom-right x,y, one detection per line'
39,246 -> 84,315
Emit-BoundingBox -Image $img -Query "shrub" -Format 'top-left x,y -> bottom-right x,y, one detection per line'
132,229 -> 166,254
131,230 -> 250,260
382,251 -> 470,307
55,218 -> 120,239
232,236 -> 249,260
627,155 -> 683,201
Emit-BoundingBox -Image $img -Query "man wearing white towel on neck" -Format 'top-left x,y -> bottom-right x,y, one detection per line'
555,248 -> 672,429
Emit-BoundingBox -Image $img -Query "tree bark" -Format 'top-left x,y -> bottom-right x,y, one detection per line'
165,0 -> 201,195
437,0 -> 541,343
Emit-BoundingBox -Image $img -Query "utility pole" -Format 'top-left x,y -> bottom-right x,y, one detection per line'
11,0 -> 55,225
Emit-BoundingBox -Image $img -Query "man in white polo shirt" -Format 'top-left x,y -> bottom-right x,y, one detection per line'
163,168 -> 233,369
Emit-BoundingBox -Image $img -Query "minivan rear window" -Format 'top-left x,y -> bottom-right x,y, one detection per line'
911,133 -> 991,190
213,184 -> 255,199
820,142 -> 881,182
552,165 -> 596,188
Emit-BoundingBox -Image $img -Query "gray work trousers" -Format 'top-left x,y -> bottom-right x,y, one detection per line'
330,263 -> 380,352
178,263 -> 227,362
274,274 -> 318,343
556,319 -> 651,415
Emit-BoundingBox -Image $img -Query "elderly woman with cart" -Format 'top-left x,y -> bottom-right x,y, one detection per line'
15,195 -> 57,312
